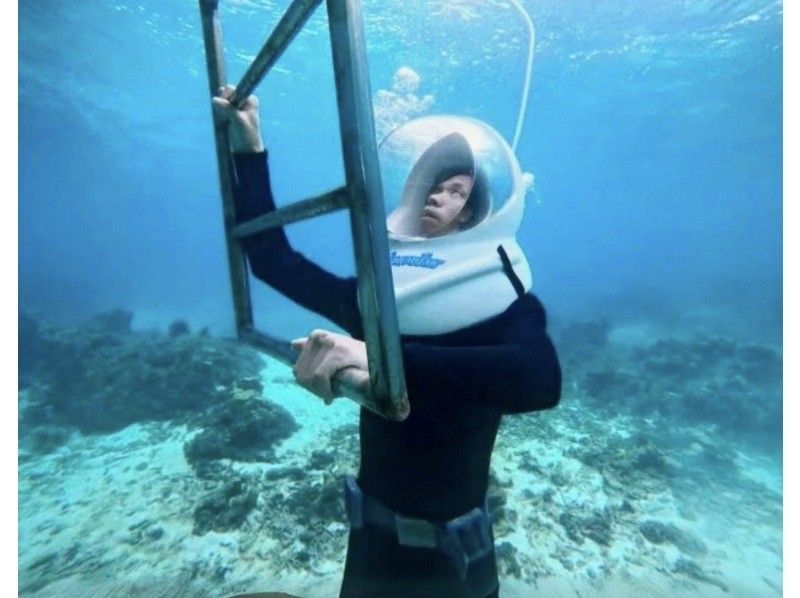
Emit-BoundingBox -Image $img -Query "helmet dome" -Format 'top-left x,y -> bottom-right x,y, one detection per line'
379,116 -> 525,242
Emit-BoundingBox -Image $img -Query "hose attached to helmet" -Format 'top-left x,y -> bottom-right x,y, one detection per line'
508,0 -> 536,153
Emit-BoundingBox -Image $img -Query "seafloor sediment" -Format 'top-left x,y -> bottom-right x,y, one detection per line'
18,310 -> 783,597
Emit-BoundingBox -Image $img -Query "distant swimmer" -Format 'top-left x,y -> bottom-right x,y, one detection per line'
213,84 -> 561,598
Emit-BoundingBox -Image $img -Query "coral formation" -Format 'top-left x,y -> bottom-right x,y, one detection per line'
168,319 -> 191,338
193,478 -> 259,535
18,310 -> 265,439
184,392 -> 299,472
673,557 -> 729,593
639,520 -> 707,556
558,318 -> 782,453
559,510 -> 613,546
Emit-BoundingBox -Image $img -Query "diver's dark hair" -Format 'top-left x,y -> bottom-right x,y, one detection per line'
430,166 -> 489,230
463,168 -> 489,229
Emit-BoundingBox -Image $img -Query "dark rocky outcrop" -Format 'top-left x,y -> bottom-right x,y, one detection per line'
673,557 -> 729,593
639,520 -> 707,557
193,478 -> 258,535
495,541 -> 522,578
559,510 -> 613,546
18,310 -> 271,454
169,319 -> 191,338
184,396 -> 299,472
575,331 -> 781,452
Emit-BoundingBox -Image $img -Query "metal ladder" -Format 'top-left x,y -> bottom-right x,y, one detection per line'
199,0 -> 409,421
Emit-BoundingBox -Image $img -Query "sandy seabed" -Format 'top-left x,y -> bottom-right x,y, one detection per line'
19,330 -> 782,597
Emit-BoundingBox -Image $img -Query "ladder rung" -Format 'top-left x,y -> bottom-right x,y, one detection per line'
231,185 -> 350,239
238,325 -> 374,409
238,325 -> 296,364
230,0 -> 323,108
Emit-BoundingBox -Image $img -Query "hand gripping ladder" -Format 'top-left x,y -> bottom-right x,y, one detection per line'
198,0 -> 409,421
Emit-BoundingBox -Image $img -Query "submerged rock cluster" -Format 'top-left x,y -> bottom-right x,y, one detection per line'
184,384 -> 299,475
193,478 -> 259,536
555,319 -> 782,452
638,520 -> 707,557
19,310 -> 268,447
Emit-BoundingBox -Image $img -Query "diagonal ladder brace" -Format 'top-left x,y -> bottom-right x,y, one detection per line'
199,0 -> 409,421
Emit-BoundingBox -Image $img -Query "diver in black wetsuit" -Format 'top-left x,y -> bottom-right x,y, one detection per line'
213,86 -> 562,598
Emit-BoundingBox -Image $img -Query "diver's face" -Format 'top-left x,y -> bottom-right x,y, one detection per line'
420,174 -> 474,238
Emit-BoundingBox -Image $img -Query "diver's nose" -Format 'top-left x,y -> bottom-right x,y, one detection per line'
426,191 -> 443,207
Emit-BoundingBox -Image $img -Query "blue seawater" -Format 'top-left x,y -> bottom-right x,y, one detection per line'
19,1 -> 782,596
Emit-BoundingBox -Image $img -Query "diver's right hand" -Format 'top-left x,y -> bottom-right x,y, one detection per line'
290,330 -> 370,405
211,84 -> 265,153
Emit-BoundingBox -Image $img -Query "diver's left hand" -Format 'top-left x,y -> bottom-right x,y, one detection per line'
290,329 -> 369,405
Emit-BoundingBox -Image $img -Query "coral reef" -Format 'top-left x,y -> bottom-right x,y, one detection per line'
559,510 -> 613,546
168,319 -> 191,338
565,432 -> 676,489
18,310 -> 265,440
283,473 -> 347,529
184,388 -> 299,473
560,319 -> 782,452
193,478 -> 259,535
639,520 -> 707,557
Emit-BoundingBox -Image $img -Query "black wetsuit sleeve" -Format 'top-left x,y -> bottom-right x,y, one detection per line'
231,151 -> 363,338
400,301 -> 561,415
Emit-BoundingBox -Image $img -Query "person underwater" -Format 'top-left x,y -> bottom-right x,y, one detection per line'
212,85 -> 561,598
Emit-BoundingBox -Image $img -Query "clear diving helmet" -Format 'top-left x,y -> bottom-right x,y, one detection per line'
378,115 -> 535,336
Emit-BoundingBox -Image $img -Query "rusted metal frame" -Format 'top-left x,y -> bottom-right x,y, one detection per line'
228,0 -> 324,109
326,0 -> 409,420
239,327 -> 365,401
238,326 -> 297,364
200,0 -> 407,419
199,0 -> 254,332
231,186 -> 350,239
200,0 -> 364,403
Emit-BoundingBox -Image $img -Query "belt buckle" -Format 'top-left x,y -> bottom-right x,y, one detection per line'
441,507 -> 494,579
395,515 -> 438,548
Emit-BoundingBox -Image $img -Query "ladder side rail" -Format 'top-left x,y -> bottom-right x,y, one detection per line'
229,0 -> 324,108
326,0 -> 409,420
199,0 -> 254,332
